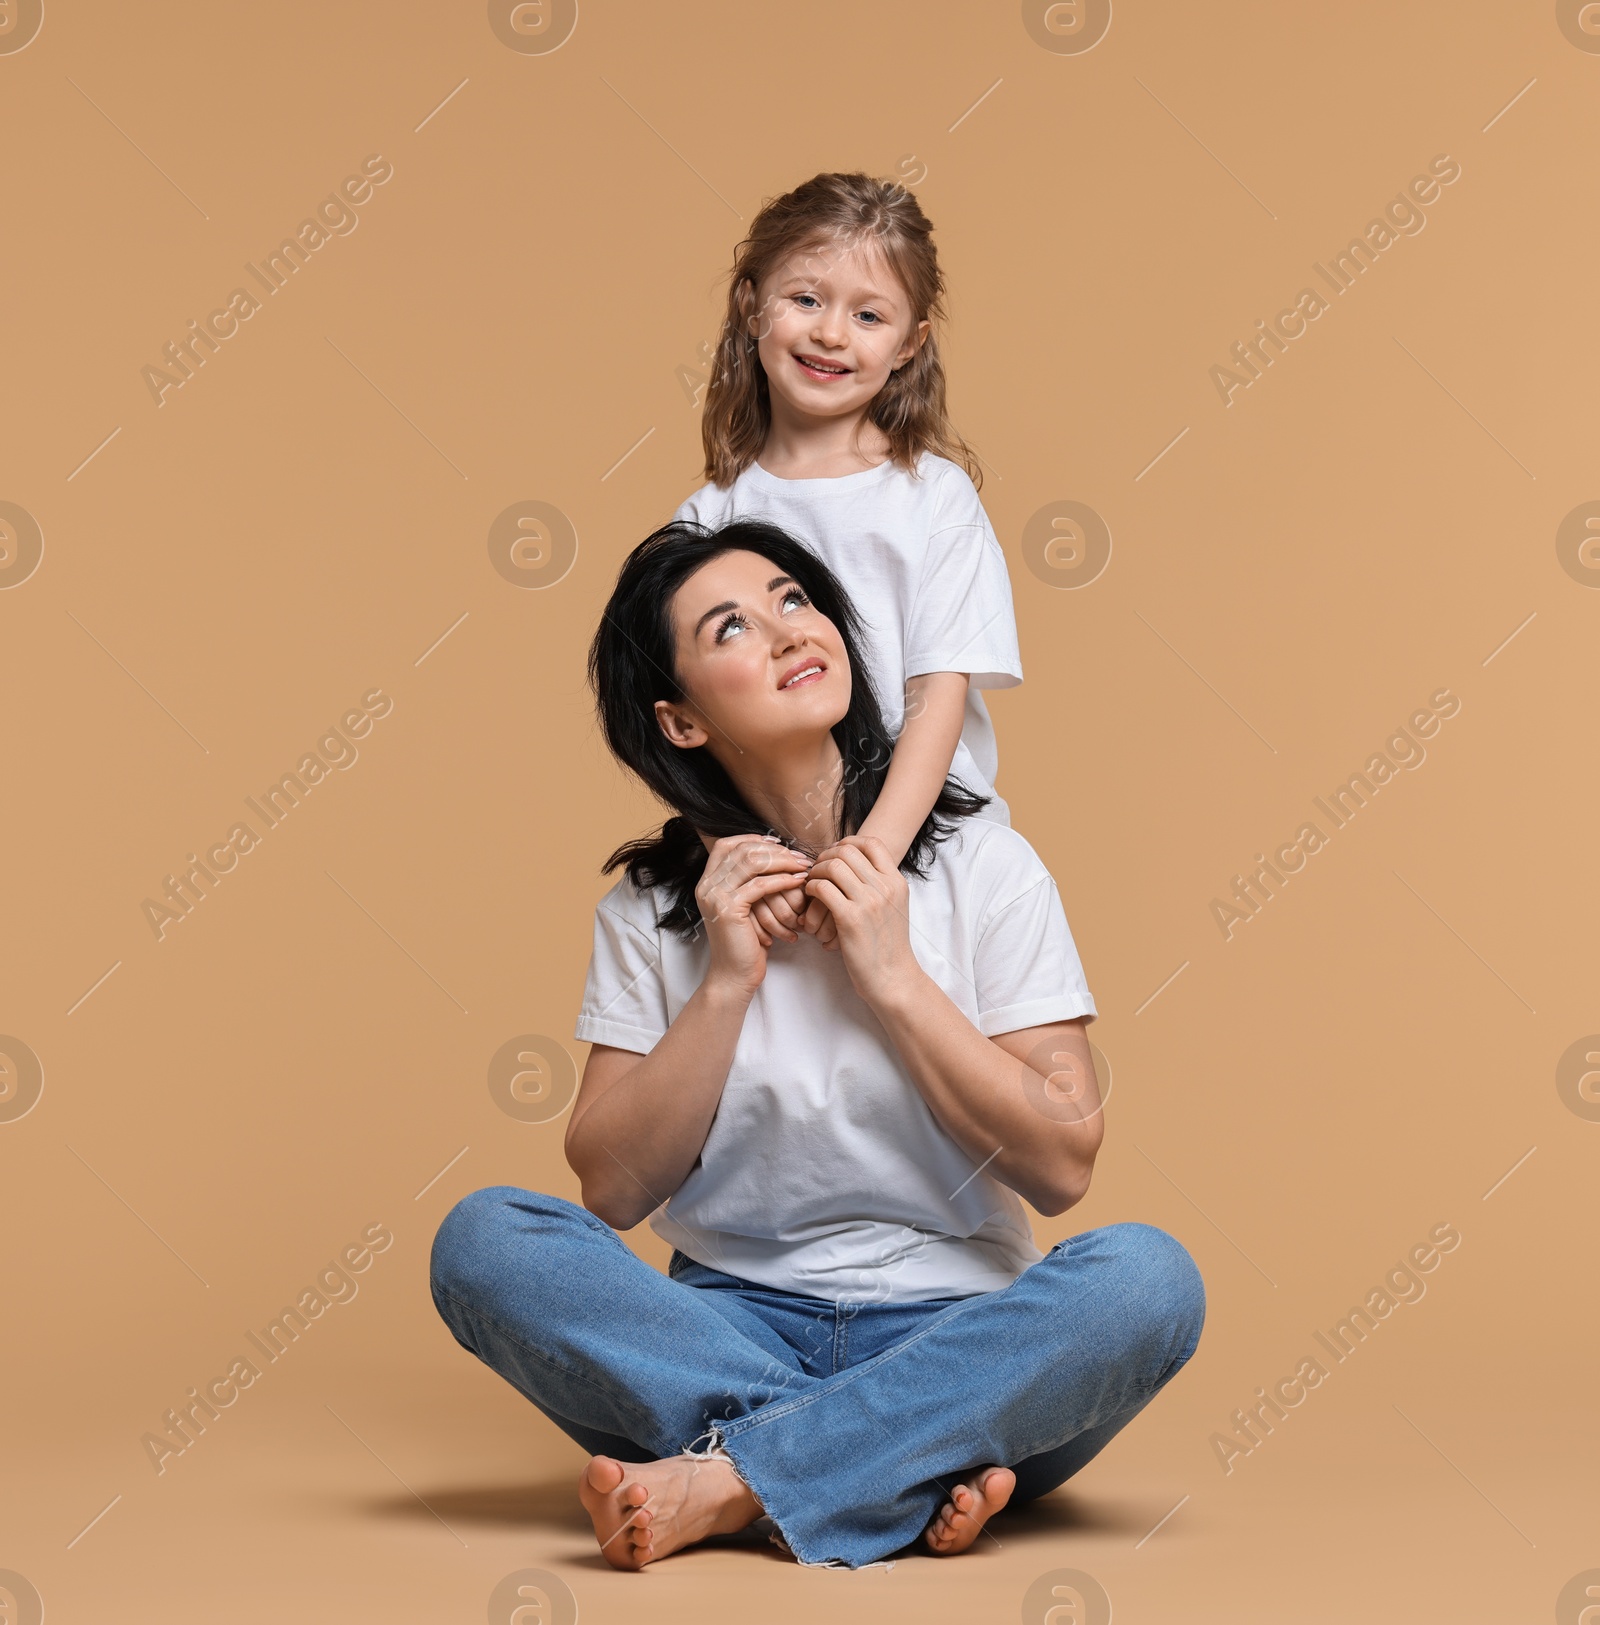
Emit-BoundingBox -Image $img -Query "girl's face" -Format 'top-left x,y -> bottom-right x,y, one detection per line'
742,238 -> 929,425
654,549 -> 851,761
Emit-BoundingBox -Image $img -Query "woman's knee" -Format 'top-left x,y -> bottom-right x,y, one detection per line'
1109,1222 -> 1206,1349
429,1185 -> 592,1301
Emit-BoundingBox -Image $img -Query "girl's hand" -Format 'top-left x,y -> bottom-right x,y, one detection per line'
757,885 -> 842,951
802,836 -> 917,1000
798,892 -> 841,950
696,836 -> 814,995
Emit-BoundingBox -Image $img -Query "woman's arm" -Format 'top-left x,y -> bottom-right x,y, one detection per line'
804,836 -> 1103,1215
871,1005 -> 1102,1217
856,671 -> 969,866
565,835 -> 811,1230
564,985 -> 754,1230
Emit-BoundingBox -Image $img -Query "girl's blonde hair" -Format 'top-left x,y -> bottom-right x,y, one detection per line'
698,172 -> 981,490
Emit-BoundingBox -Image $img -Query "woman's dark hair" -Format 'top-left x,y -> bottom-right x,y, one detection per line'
588,518 -> 988,937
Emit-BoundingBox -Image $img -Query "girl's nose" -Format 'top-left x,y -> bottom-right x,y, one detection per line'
812,306 -> 848,349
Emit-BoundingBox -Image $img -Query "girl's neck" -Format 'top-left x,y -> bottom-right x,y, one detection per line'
758,402 -> 892,481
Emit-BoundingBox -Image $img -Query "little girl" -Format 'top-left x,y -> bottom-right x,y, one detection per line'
673,171 -> 1021,946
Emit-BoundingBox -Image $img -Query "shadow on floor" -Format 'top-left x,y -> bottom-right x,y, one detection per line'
365,1476 -> 592,1533
361,1476 -> 1151,1548
360,1478 -> 789,1566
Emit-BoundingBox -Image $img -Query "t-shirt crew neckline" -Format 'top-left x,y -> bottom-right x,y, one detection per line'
745,453 -> 915,493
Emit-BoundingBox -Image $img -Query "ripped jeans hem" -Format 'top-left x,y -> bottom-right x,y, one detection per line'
680,1425 -> 899,1571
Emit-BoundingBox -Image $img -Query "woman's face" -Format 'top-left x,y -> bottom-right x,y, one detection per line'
742,237 -> 928,426
655,549 -> 851,759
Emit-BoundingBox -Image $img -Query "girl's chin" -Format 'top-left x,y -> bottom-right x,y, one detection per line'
769,376 -> 864,414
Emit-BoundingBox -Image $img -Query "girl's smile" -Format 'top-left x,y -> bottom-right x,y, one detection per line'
793,351 -> 853,382
746,240 -> 928,431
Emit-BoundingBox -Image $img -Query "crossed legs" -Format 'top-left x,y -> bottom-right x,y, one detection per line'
430,1187 -> 1205,1569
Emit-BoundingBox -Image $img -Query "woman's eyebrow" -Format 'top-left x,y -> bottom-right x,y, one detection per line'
693,599 -> 738,637
691,576 -> 798,637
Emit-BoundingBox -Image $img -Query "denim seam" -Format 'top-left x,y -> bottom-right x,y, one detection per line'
431,1284 -> 671,1455
714,1288 -> 993,1441
715,1236 -> 1179,1456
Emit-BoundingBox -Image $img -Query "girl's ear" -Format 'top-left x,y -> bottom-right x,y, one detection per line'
654,698 -> 708,750
894,318 -> 931,370
736,277 -> 757,335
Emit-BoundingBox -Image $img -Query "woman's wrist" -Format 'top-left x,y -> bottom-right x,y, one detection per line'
698,969 -> 760,1011
858,957 -> 936,1022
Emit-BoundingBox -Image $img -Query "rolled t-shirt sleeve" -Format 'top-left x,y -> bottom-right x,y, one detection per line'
905,469 -> 1024,690
972,874 -> 1097,1037
574,898 -> 670,1055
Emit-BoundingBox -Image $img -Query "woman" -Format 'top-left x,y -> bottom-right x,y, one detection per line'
430,519 -> 1205,1571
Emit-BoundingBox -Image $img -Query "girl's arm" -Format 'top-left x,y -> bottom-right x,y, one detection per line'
856,670 -> 969,866
745,670 -> 970,953
804,836 -> 1103,1215
565,836 -> 810,1229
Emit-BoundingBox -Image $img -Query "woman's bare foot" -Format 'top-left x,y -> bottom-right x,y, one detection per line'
924,1465 -> 1015,1555
578,1454 -> 764,1570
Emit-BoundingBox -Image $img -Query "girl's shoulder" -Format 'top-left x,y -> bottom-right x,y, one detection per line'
861,450 -> 978,516
911,451 -> 987,528
672,477 -> 734,524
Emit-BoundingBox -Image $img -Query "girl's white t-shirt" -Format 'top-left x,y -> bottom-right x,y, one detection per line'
672,452 -> 1023,824
575,818 -> 1097,1303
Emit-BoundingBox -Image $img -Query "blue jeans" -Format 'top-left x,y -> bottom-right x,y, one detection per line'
429,1187 -> 1205,1570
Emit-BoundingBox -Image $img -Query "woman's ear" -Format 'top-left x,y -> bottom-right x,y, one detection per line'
654,698 -> 708,750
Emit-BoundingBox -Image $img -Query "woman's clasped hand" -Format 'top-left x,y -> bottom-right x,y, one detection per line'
697,831 -> 919,1005
695,834 -> 815,990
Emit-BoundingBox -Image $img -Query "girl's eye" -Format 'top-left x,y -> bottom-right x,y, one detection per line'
857,311 -> 882,325
793,293 -> 819,309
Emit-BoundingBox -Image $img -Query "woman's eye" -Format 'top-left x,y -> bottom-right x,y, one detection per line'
714,613 -> 747,643
781,589 -> 810,613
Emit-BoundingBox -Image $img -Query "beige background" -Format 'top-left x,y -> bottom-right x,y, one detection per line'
3,2 -> 1597,1620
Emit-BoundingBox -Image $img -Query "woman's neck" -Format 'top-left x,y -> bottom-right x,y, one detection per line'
759,401 -> 890,481
720,733 -> 845,855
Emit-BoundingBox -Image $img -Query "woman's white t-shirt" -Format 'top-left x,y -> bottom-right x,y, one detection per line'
575,818 -> 1097,1303
672,452 -> 1022,824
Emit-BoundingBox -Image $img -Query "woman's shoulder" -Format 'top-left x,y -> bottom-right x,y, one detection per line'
592,869 -> 670,944
927,818 -> 1054,902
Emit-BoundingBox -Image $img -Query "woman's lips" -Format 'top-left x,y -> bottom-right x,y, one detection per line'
779,661 -> 826,691
794,355 -> 851,381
